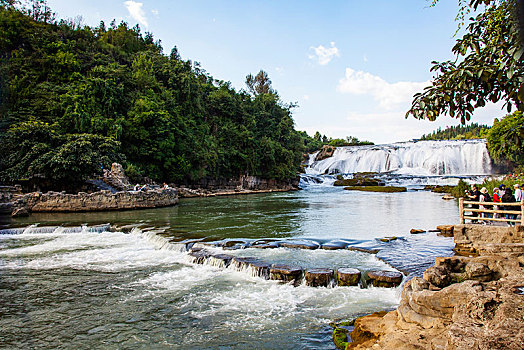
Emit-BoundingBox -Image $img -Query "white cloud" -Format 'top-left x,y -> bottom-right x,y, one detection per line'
309,42 -> 340,65
124,1 -> 148,27
303,95 -> 310,101
337,67 -> 429,110
363,55 -> 368,62
151,9 -> 159,16
275,66 -> 284,73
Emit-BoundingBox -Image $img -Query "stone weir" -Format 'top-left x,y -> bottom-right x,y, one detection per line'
8,189 -> 179,216
186,246 -> 403,288
337,224 -> 524,350
128,230 -> 405,289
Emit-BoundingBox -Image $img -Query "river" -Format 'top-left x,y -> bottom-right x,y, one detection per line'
0,184 -> 460,349
2,139 -> 493,349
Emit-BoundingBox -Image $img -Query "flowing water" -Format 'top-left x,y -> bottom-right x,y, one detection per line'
0,140 -> 490,349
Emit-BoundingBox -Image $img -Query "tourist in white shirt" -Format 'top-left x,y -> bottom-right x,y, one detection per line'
514,184 -> 523,202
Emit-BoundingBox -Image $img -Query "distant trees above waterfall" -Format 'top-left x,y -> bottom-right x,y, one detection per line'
420,123 -> 490,141
297,131 -> 374,153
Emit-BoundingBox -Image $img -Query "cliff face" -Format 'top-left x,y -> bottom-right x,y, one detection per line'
347,225 -> 524,350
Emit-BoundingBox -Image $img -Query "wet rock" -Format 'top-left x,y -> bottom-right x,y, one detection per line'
252,242 -> 280,249
347,246 -> 380,254
315,145 -> 336,161
208,254 -> 233,268
436,225 -> 454,237
379,236 -> 397,242
410,228 -> 425,234
305,268 -> 334,287
334,178 -> 382,187
11,207 -> 29,217
337,268 -> 361,286
423,266 -> 451,288
231,256 -> 259,270
270,264 -> 303,283
321,241 -> 350,250
367,270 -> 403,287
347,241 -> 381,254
249,260 -> 271,279
188,249 -> 211,264
279,240 -> 320,250
221,240 -> 248,248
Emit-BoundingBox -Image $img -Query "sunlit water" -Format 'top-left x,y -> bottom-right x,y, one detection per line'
0,185 -> 459,349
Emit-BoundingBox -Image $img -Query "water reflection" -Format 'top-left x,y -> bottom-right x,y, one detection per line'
10,188 -> 459,242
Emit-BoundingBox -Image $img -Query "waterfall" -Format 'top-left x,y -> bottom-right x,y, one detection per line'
305,139 -> 492,175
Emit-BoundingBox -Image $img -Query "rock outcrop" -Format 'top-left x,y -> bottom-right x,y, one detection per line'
315,145 -> 336,161
345,224 -> 524,349
11,189 -> 178,214
175,175 -> 299,197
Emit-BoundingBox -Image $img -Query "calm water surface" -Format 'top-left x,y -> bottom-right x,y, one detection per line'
0,185 -> 458,349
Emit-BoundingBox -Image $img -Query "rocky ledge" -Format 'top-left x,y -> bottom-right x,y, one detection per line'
9,189 -> 179,216
342,224 -> 524,349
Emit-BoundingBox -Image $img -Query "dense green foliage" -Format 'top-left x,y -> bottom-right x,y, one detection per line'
297,131 -> 373,153
420,123 -> 490,140
486,111 -> 524,166
0,3 -> 304,187
407,1 -> 523,123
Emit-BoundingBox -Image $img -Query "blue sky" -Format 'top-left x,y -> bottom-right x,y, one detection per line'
46,0 -> 503,144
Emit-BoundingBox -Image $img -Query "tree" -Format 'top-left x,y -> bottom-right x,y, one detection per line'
245,70 -> 275,96
407,1 -> 523,124
486,111 -> 524,165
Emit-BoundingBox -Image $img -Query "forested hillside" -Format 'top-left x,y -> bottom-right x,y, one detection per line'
420,123 -> 490,140
0,3 -> 304,189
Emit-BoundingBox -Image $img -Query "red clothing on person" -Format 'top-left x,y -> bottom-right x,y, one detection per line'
493,193 -> 501,203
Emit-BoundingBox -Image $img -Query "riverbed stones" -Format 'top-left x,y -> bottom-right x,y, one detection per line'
270,264 -> 303,283
249,260 -> 271,279
379,236 -> 397,242
208,254 -> 233,268
436,225 -> 454,237
231,256 -> 259,270
367,270 -> 403,287
321,241 -> 350,250
188,249 -> 211,264
251,242 -> 280,249
410,228 -> 426,234
337,268 -> 361,286
279,240 -> 320,250
305,268 -> 334,287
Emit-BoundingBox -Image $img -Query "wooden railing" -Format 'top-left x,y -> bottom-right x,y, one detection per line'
459,198 -> 524,225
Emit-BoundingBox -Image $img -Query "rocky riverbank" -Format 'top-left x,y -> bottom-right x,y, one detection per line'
341,224 -> 524,349
3,188 -> 179,217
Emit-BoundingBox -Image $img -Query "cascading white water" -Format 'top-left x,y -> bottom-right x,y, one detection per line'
306,139 -> 492,176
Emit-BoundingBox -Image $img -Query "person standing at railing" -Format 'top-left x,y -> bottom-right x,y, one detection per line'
514,184 -> 523,202
479,187 -> 492,223
493,187 -> 502,219
501,187 -> 517,226
467,184 -> 481,223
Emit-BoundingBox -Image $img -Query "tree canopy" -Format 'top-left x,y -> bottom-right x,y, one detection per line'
486,111 -> 524,166
407,0 -> 524,123
0,2 -> 304,189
